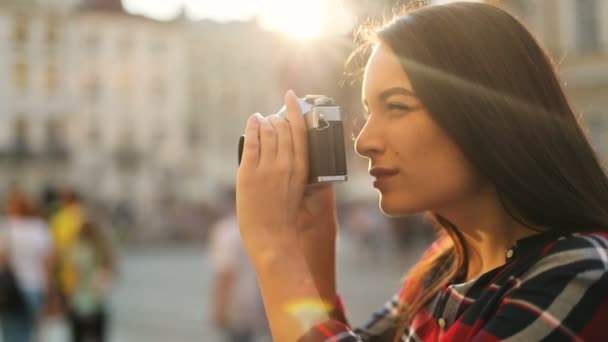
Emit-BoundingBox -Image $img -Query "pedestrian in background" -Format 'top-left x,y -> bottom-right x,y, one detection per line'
209,188 -> 269,342
64,219 -> 116,342
50,190 -> 85,312
0,190 -> 54,342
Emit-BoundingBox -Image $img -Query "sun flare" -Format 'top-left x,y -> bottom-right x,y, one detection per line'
258,0 -> 327,39
123,0 -> 331,39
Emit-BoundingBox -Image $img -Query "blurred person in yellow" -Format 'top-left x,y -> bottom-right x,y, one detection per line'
49,190 -> 85,311
0,189 -> 54,342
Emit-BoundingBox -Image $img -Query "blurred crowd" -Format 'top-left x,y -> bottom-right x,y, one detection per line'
0,187 -> 117,342
0,184 -> 436,342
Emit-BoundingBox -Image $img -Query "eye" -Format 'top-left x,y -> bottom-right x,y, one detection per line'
387,103 -> 414,112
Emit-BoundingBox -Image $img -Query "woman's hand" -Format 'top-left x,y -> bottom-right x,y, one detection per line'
236,90 -> 337,264
236,90 -> 339,341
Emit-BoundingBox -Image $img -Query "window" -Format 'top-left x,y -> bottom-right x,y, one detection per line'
46,65 -> 58,95
13,15 -> 28,45
12,115 -> 30,156
576,0 -> 601,54
13,63 -> 28,93
45,117 -> 68,158
85,32 -> 100,53
88,122 -> 100,146
46,17 -> 59,47
46,118 -> 61,145
150,77 -> 167,104
187,117 -> 202,149
85,73 -> 102,103
118,64 -> 132,100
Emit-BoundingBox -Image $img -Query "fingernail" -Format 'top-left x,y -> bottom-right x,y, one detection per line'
254,113 -> 267,124
286,89 -> 296,98
249,113 -> 260,124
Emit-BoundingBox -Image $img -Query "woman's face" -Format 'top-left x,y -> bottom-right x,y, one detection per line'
355,43 -> 483,216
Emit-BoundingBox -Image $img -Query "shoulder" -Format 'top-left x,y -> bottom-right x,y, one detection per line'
529,231 -> 608,274
513,231 -> 608,294
480,232 -> 608,341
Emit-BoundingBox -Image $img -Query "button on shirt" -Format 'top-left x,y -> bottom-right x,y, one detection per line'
300,231 -> 608,341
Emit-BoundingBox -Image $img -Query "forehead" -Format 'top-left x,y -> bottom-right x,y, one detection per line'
363,43 -> 414,99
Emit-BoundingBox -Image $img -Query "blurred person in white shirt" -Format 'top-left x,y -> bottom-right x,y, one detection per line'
0,190 -> 54,342
209,188 -> 269,342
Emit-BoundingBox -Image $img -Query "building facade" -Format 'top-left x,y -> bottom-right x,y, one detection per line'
0,0 -> 72,192
512,0 -> 608,158
0,0 -> 192,237
0,0 -> 606,236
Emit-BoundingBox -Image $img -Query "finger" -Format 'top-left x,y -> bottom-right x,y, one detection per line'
240,114 -> 261,168
268,114 -> 294,166
284,90 -> 309,178
257,113 -> 278,166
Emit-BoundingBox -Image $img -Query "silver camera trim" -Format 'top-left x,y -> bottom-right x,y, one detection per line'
316,175 -> 348,182
276,96 -> 341,129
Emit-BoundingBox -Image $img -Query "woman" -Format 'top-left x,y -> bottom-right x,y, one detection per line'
0,191 -> 54,342
65,220 -> 116,342
236,2 -> 608,342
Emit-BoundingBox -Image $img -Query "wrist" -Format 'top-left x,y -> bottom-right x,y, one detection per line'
255,251 -> 338,306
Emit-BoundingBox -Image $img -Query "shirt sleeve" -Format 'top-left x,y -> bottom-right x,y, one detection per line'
299,293 -> 402,342
472,233 -> 608,342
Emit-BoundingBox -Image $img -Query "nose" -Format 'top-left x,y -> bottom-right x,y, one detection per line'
354,117 -> 384,159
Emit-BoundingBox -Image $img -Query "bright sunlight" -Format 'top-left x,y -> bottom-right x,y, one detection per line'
256,0 -> 328,39
123,0 -> 329,40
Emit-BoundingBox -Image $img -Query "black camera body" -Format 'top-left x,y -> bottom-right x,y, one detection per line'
238,95 -> 347,185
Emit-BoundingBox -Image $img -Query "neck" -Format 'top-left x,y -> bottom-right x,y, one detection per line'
436,186 -> 540,282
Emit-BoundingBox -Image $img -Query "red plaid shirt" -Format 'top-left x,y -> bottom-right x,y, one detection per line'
302,231 -> 608,341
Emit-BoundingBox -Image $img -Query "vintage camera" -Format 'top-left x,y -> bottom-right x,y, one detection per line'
238,95 -> 347,185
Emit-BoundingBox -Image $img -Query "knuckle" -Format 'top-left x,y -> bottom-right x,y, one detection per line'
269,116 -> 289,128
276,119 -> 291,131
259,123 -> 275,136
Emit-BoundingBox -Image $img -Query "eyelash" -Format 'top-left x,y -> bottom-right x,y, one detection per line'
362,102 -> 414,120
387,103 -> 413,112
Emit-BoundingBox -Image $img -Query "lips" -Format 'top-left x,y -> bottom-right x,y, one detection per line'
370,167 -> 399,189
369,167 -> 399,178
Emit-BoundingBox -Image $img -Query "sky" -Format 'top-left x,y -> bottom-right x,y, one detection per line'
121,0 -> 483,39
121,0 -> 355,38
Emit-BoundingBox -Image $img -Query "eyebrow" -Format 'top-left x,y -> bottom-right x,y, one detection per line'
363,86 -> 417,107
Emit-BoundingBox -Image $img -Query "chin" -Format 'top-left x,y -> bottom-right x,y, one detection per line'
378,193 -> 423,217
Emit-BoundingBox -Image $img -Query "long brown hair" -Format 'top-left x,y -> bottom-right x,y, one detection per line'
350,2 -> 608,340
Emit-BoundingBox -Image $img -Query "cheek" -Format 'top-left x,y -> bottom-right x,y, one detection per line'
382,123 -> 481,214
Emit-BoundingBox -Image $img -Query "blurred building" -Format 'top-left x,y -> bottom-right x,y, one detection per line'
186,20 -> 285,196
0,0 -> 74,192
0,0 -> 190,231
0,0 -> 359,237
508,0 -> 608,158
2,0 -> 605,239
66,1 -> 189,213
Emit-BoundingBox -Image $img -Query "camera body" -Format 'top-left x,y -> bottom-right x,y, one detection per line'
238,95 -> 347,185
